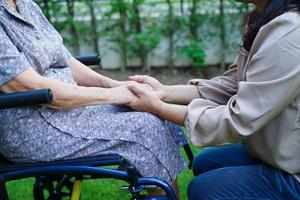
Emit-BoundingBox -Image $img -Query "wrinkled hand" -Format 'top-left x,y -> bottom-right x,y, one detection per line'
126,84 -> 162,114
110,85 -> 136,105
129,75 -> 164,99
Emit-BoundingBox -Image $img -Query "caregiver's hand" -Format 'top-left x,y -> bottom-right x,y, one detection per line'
126,84 -> 162,115
118,80 -> 153,91
128,75 -> 165,99
127,84 -> 187,125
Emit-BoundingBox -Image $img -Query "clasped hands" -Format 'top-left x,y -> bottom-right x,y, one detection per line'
114,75 -> 165,115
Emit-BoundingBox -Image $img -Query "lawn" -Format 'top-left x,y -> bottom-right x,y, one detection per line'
6,145 -> 200,200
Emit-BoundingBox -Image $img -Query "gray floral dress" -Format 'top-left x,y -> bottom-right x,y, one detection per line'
0,0 -> 187,183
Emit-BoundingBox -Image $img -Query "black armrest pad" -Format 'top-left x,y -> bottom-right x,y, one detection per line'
75,54 -> 101,66
0,89 -> 53,109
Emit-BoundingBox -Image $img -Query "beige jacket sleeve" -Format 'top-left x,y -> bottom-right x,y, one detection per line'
189,61 -> 238,105
185,12 -> 300,146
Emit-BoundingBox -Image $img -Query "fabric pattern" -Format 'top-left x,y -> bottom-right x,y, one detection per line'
0,0 -> 186,183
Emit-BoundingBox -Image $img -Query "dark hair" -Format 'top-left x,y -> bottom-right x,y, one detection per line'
243,0 -> 300,51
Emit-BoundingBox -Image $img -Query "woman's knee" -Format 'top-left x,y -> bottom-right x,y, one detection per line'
187,177 -> 202,200
192,144 -> 252,176
187,174 -> 213,200
188,167 -> 243,200
192,147 -> 221,176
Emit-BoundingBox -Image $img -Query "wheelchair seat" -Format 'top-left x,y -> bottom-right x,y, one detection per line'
0,154 -> 122,173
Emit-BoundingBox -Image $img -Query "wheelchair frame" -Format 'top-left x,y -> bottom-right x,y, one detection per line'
0,55 -> 194,200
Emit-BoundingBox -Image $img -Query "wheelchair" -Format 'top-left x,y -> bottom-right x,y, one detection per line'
0,55 -> 194,200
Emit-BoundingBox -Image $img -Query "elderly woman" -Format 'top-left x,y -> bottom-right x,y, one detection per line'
128,0 -> 300,199
0,0 -> 186,191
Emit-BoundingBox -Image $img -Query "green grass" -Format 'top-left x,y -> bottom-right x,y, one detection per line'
6,145 -> 200,200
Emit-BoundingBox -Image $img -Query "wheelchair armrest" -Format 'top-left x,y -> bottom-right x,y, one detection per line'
75,54 -> 101,66
0,89 -> 53,109
0,55 -> 99,109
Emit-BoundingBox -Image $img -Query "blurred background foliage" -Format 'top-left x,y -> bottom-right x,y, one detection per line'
33,0 -> 250,71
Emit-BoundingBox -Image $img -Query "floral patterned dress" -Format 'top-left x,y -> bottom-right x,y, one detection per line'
0,0 -> 186,183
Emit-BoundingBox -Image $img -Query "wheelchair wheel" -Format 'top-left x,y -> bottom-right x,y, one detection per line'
33,175 -> 77,200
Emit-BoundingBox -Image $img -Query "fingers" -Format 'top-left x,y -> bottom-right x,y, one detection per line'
141,83 -> 154,90
128,75 -> 142,82
127,84 -> 144,96
129,75 -> 148,83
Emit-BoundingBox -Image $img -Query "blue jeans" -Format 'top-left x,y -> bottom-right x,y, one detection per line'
188,143 -> 300,200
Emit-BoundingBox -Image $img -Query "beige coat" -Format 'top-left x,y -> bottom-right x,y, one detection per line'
185,11 -> 300,181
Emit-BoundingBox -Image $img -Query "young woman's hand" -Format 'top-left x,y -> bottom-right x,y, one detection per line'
126,84 -> 163,115
127,84 -> 188,125
128,75 -> 165,99
117,80 -> 151,89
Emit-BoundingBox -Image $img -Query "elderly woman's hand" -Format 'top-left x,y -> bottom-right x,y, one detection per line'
110,85 -> 137,105
128,75 -> 166,100
126,84 -> 163,115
